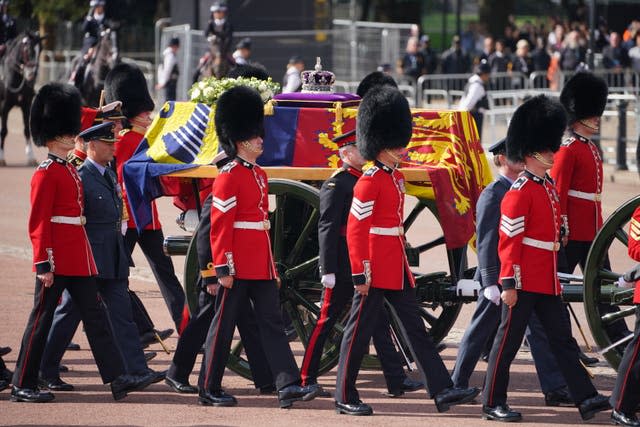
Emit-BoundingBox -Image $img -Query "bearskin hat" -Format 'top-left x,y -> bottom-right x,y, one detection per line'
227,64 -> 270,81
356,86 -> 412,161
214,85 -> 264,158
560,72 -> 608,124
356,71 -> 398,98
506,95 -> 567,163
30,83 -> 82,147
104,63 -> 155,119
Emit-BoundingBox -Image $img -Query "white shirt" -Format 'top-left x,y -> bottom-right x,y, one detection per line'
158,47 -> 177,86
87,157 -> 106,175
458,74 -> 486,111
282,66 -> 302,93
233,50 -> 248,65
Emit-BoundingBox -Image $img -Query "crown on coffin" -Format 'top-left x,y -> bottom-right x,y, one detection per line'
301,57 -> 335,93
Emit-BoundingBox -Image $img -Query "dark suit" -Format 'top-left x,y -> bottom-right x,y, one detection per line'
301,166 -> 406,391
452,175 -> 567,394
40,160 -> 149,378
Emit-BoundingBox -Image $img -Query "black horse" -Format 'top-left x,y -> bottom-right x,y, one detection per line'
70,28 -> 118,106
0,31 -> 42,166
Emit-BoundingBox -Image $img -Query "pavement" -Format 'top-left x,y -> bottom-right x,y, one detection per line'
0,108 -> 636,426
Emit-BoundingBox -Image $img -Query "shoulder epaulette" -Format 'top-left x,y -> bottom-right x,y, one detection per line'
119,129 -> 131,137
561,136 -> 575,147
219,160 -> 238,174
37,159 -> 53,170
363,166 -> 379,177
511,176 -> 528,190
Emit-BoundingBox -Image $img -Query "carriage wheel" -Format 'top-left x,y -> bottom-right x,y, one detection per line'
583,195 -> 640,369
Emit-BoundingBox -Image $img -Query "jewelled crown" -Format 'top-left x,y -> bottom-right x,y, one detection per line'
301,57 -> 335,93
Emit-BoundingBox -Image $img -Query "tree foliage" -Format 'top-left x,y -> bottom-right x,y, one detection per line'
11,0 -> 85,25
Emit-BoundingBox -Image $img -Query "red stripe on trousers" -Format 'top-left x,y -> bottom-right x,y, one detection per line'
300,287 -> 333,384
616,333 -> 640,410
488,306 -> 513,407
18,282 -> 48,387
203,288 -> 229,389
341,295 -> 366,403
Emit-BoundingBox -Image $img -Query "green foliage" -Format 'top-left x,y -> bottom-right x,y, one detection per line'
189,77 -> 281,106
11,0 -> 85,25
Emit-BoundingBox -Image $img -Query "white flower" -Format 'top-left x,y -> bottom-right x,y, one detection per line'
191,88 -> 201,100
198,81 -> 206,90
258,82 -> 267,92
260,89 -> 272,102
203,87 -> 215,99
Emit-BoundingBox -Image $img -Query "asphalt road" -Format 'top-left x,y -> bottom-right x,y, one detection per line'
0,108 -> 637,426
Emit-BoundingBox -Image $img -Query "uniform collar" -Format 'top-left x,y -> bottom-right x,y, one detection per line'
48,153 -> 67,165
235,156 -> 255,169
343,162 -> 363,178
523,169 -> 545,184
571,130 -> 590,143
374,160 -> 394,174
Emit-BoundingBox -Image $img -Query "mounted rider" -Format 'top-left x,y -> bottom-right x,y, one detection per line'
0,0 -> 17,60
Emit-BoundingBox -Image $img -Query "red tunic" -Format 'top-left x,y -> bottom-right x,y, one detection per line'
210,158 -> 277,280
627,206 -> 640,303
550,133 -> 603,241
347,162 -> 414,291
114,128 -> 161,230
29,154 -> 98,276
498,170 -> 561,295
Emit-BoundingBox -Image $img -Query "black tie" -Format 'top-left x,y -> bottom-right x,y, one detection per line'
103,170 -> 114,189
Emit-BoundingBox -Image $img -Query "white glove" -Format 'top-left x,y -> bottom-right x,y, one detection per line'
617,276 -> 635,288
321,273 -> 335,289
483,285 -> 501,306
121,220 -> 128,236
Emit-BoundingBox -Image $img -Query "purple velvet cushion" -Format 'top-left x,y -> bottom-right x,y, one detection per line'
273,92 -> 361,108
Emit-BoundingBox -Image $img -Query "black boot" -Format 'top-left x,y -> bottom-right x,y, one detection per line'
335,400 -> 373,416
10,386 -> 55,403
482,404 -> 522,422
578,394 -> 611,421
434,386 -> 480,412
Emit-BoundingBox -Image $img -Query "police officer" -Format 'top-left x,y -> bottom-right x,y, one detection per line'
301,130 -> 423,398
482,95 -> 609,422
550,71 -> 628,355
105,63 -> 186,334
198,85 -> 317,408
205,2 -> 233,60
82,0 -> 109,53
452,138 -> 572,407
610,214 -> 640,426
10,83 -> 140,403
335,86 -> 479,416
156,37 -> 180,102
0,0 -> 17,58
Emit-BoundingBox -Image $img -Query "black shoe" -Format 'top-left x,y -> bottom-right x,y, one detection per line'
0,379 -> 8,392
0,346 -> 11,356
434,386 -> 480,413
140,328 -> 174,348
198,390 -> 237,407
0,367 -> 12,382
38,377 -> 74,391
544,387 -> 573,407
482,404 -> 522,422
110,374 -> 137,401
579,351 -> 599,367
387,377 -> 425,397
10,386 -> 55,403
59,365 -> 69,373
278,384 -> 319,408
130,369 -> 166,392
165,376 -> 198,394
305,383 -> 331,398
579,394 -> 611,421
144,351 -> 157,362
66,342 -> 80,351
612,409 -> 640,426
335,400 -> 373,416
259,384 -> 276,395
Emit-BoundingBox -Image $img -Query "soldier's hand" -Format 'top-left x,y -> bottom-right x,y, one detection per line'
218,275 -> 233,289
355,284 -> 369,296
501,289 -> 517,308
275,276 -> 282,289
206,283 -> 221,295
561,235 -> 568,246
37,272 -> 54,288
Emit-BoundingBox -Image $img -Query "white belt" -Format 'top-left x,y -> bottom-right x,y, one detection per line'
370,226 -> 404,236
522,237 -> 559,251
51,215 -> 86,226
233,220 -> 271,230
568,189 -> 601,202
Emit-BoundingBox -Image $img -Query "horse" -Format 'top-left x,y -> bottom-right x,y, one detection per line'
0,31 -> 43,166
192,34 -> 232,82
71,28 -> 118,106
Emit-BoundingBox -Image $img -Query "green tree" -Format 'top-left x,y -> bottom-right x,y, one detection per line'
11,0 -> 85,48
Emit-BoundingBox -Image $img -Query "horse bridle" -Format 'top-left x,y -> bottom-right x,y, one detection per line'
6,35 -> 39,94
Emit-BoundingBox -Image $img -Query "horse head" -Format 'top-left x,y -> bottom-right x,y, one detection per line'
18,31 -> 43,83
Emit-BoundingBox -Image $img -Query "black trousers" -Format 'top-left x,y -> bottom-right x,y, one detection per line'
12,276 -> 124,388
335,284 -> 452,404
198,279 -> 299,393
561,240 -> 629,341
125,228 -> 186,330
168,283 -> 273,388
483,291 -> 597,407
611,306 -> 640,413
300,279 -> 406,391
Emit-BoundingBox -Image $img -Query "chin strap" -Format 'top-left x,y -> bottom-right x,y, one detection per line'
532,152 -> 553,167
578,119 -> 599,132
55,136 -> 76,147
241,140 -> 262,154
384,149 -> 402,168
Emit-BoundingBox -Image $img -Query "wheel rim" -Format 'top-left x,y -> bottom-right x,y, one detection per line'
584,195 -> 640,369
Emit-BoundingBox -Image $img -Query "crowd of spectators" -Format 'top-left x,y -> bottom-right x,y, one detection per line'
397,17 -> 640,88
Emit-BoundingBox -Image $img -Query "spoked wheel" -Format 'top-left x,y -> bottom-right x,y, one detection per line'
226,179 -> 344,380
583,195 -> 640,369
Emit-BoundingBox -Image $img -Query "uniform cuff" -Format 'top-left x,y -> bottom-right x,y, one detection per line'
35,260 -> 52,274
215,265 -> 230,277
352,273 -> 367,286
501,277 -> 517,290
480,266 -> 498,289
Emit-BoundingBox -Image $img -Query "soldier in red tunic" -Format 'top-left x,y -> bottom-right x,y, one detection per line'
197,85 -> 318,408
482,95 -> 610,422
334,86 -> 479,416
608,206 -> 640,426
10,83 -> 139,403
